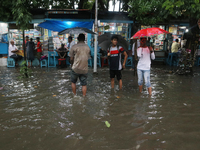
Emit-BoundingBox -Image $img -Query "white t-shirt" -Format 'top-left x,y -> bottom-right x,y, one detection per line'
137,47 -> 155,70
132,40 -> 140,55
67,40 -> 75,51
9,45 -> 18,56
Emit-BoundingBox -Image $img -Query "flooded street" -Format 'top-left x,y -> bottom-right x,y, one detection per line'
1,66 -> 200,150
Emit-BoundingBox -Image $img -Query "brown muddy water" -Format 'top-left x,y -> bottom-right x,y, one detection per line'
0,66 -> 200,150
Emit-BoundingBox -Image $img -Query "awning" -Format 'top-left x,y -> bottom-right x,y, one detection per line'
38,20 -> 94,32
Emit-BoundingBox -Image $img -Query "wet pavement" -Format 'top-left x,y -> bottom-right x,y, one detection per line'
0,65 -> 200,150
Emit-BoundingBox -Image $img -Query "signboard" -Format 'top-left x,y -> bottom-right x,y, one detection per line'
8,23 -> 33,29
169,27 -> 177,34
44,29 -> 48,41
47,11 -> 78,14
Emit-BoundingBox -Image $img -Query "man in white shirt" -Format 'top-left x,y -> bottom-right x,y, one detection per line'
171,39 -> 180,53
137,37 -> 155,95
130,39 -> 140,71
9,40 -> 22,64
67,36 -> 75,51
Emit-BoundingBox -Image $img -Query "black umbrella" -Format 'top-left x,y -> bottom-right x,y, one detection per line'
58,27 -> 96,35
98,33 -> 129,51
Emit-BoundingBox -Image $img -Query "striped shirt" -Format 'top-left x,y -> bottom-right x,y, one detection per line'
108,46 -> 124,70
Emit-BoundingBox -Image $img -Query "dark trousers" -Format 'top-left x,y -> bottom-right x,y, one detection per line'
10,54 -> 22,62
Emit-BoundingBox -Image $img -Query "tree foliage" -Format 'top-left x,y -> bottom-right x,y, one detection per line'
125,0 -> 200,26
162,0 -> 200,32
124,0 -> 168,25
162,0 -> 200,19
2,0 -> 200,30
0,1 -> 13,22
0,0 -> 96,30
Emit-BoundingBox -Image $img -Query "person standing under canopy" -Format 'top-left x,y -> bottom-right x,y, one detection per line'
24,36 -> 29,45
67,36 -> 75,51
171,39 -> 180,53
36,37 -> 42,60
26,38 -> 35,67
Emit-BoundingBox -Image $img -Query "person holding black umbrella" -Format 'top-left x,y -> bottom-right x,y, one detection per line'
107,35 -> 128,90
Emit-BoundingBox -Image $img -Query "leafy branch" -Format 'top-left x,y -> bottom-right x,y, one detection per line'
19,60 -> 32,78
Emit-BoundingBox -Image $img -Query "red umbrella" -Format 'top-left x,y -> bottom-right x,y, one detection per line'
131,27 -> 170,39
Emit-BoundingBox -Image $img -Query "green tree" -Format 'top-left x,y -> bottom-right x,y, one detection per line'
0,0 -> 78,77
0,0 -> 113,30
124,0 -> 200,49
0,1 -> 13,22
162,0 -> 200,49
124,0 -> 167,25
162,0 -> 200,28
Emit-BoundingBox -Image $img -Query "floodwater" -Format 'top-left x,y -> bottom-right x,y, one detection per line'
1,66 -> 200,150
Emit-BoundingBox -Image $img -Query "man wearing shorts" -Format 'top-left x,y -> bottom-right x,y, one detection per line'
69,34 -> 90,97
107,35 -> 128,89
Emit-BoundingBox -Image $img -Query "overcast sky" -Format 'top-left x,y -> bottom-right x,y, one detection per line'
108,1 -> 121,11
74,1 -> 121,12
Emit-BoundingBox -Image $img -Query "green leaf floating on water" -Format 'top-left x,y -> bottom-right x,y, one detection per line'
105,121 -> 111,128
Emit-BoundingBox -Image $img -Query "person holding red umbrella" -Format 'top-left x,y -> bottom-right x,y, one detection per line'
137,37 -> 155,95
131,27 -> 169,95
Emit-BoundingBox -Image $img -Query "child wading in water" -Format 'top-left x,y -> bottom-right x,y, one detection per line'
107,35 -> 128,89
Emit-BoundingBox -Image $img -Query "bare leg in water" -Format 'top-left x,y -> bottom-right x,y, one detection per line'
139,85 -> 143,93
111,78 -> 115,89
119,79 -> 122,89
82,86 -> 87,97
148,87 -> 152,95
71,83 -> 87,97
71,82 -> 76,95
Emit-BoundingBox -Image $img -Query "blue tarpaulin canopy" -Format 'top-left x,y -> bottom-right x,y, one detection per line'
38,20 -> 94,32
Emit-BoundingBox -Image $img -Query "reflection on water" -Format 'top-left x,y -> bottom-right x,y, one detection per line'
1,66 -> 200,150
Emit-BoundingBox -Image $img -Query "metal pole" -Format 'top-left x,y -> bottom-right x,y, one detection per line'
23,30 -> 26,61
23,30 -> 28,78
93,0 -> 98,73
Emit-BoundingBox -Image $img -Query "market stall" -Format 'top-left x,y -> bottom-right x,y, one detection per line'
37,20 -> 94,51
9,29 -> 42,50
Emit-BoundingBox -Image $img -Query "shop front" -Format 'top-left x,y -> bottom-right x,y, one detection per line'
87,21 -> 132,54
88,11 -> 133,55
0,9 -> 133,67
0,23 -> 9,57
42,10 -> 133,58
36,19 -> 94,67
8,24 -> 43,51
141,24 -> 189,63
37,19 -> 94,51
